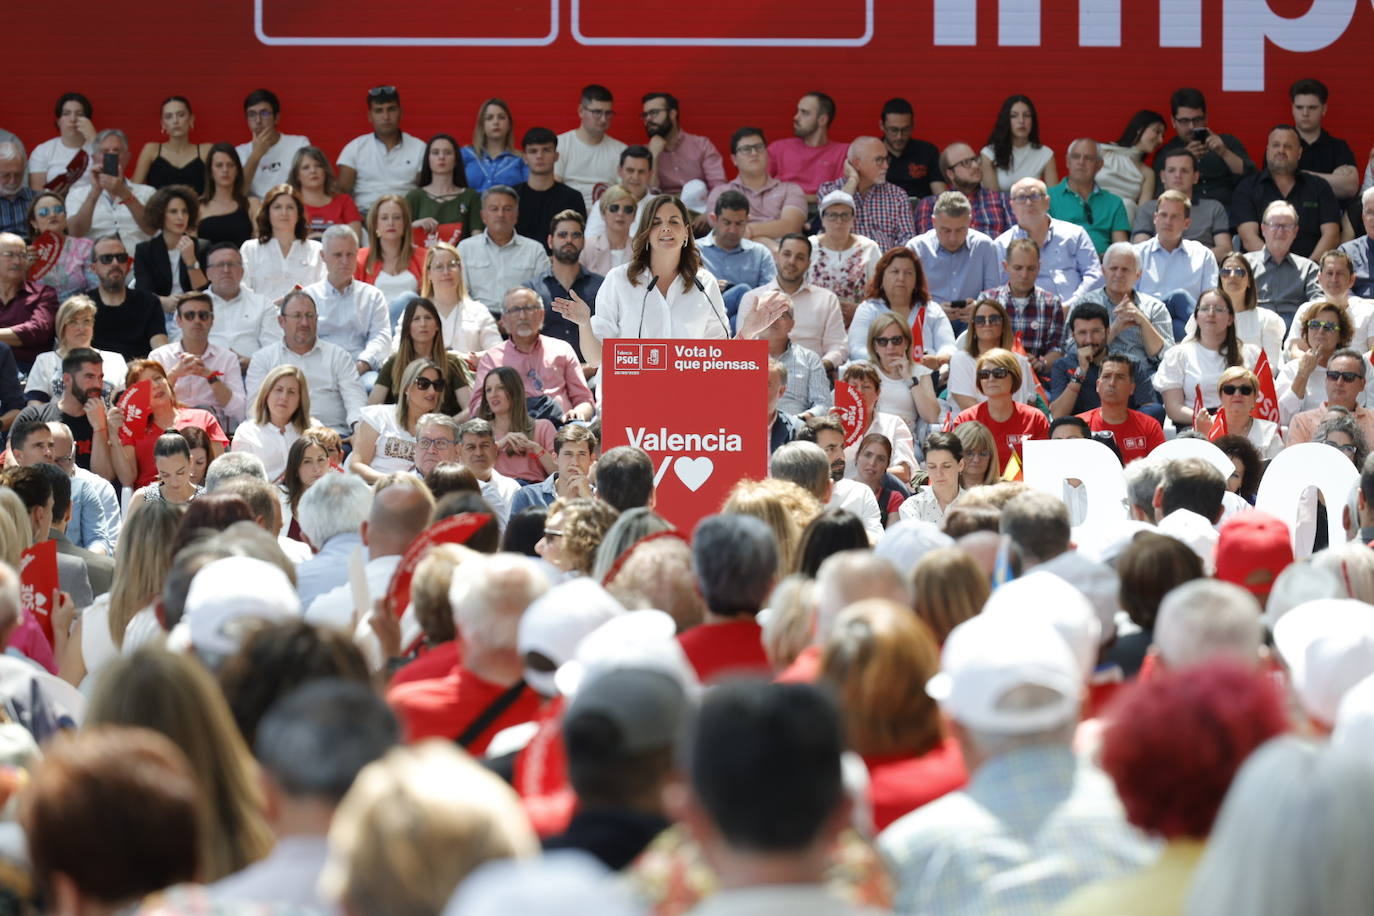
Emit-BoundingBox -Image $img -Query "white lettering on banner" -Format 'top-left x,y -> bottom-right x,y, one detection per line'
1255,443 -> 1359,558
1022,439 -> 1129,529
626,427 -> 744,453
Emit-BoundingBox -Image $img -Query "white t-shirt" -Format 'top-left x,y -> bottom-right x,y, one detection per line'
28,136 -> 93,184
373,269 -> 419,304
1152,340 -> 1261,410
356,403 -> 415,474
396,297 -> 499,356
236,134 -> 310,199
231,419 -> 301,483
336,132 -> 426,213
555,131 -> 627,210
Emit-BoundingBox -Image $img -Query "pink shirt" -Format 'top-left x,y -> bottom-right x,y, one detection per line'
766,137 -> 847,195
706,176 -> 806,224
469,336 -> 594,416
494,418 -> 556,483
655,131 -> 726,195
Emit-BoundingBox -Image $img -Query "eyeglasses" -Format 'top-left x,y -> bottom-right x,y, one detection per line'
504,305 -> 540,316
412,376 -> 446,392
245,109 -> 275,121
1220,384 -> 1254,396
1327,370 -> 1363,383
822,210 -> 854,221
429,260 -> 461,273
1308,319 -> 1340,333
973,314 -> 1004,326
640,108 -> 669,120
1219,267 -> 1247,278
542,529 -> 564,539
1263,221 -> 1297,232
734,142 -> 766,155
873,335 -> 906,347
1196,305 -> 1228,315
1010,192 -> 1047,204
367,85 -> 398,99
178,310 -> 212,321
965,450 -> 991,460
977,367 -> 1012,380
206,260 -> 241,271
35,204 -> 65,218
581,107 -> 614,119
417,437 -> 455,449
950,155 -> 980,170
605,203 -> 635,214
0,251 -> 25,261
1175,115 -> 1207,128
1325,440 -> 1358,455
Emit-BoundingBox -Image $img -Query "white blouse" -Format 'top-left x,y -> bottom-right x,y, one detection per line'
231,418 -> 302,483
239,238 -> 326,303
981,143 -> 1056,192
1186,307 -> 1286,371
407,297 -> 501,356
1152,340 -> 1261,410
591,264 -> 730,340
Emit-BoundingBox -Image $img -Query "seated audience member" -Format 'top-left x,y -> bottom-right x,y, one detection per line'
824,599 -> 967,831
866,309 -> 940,426
980,94 -> 1058,192
305,475 -> 433,630
386,553 -> 550,750
231,365 -> 312,483
808,191 -> 881,327
1151,87 -> 1254,209
48,422 -> 118,555
289,144 -> 362,241
1067,353 -> 1165,462
508,422 -> 597,516
350,359 -> 446,483
1243,200 -> 1321,324
238,184 -> 325,303
1284,250 -> 1374,355
900,432 -> 966,524
911,546 -> 988,641
740,237 -> 846,371
109,360 -> 226,490
64,129 -> 155,249
15,349 -> 113,481
237,89 -> 310,199
293,472 -> 371,607
24,295 -> 124,408
778,431 -> 882,542
415,242 -> 501,365
535,497 -> 619,577
705,127 -> 806,243
21,727 -> 201,912
280,428 -> 338,539
840,359 -> 921,484
126,431 -> 205,518
2,463 -> 94,608
761,314 -> 829,430
555,84 -> 627,210
582,146 -> 653,239
320,742 -> 538,915
720,477 -> 819,576
525,210 -> 605,361
471,288 -> 594,422
1153,289 -> 1259,429
244,290 -> 366,439
83,234 -> 166,360
978,238 -> 1064,370
203,243 -> 275,372
995,177 -> 1103,309
795,508 -> 869,578
848,247 -> 953,365
26,189 -> 93,300
914,142 -> 1014,238
458,186 -> 552,316
198,143 -> 261,248
579,184 -> 636,276
474,366 -> 556,483
697,190 -> 777,323
1215,433 -> 1264,503
1233,124 -> 1340,262
149,292 -> 248,428
677,514 -> 776,683
878,613 -> 1154,913
411,414 -> 462,480
1202,251 -> 1284,367
132,184 -> 209,326
1194,366 -> 1281,458
302,225 -> 391,381
849,434 -> 909,527
0,142 -> 36,241
27,92 -> 94,190
1286,347 -> 1374,444
454,418 -> 523,524
373,297 -> 472,416
0,233 -> 59,372
767,92 -> 847,199
952,348 -> 1050,474
947,298 -> 1038,410
1132,148 -> 1233,253
1048,138 -> 1130,255
515,126 -> 587,246
880,97 -> 944,199
1134,189 -> 1220,326
1069,245 -> 1174,394
1096,109 -> 1166,219
640,91 -> 725,198
589,445 -> 654,513
909,191 -> 1002,323
408,133 -> 482,244
353,195 -> 425,309
1105,531 -> 1205,675
1337,187 -> 1374,297
335,86 -> 425,215
672,681 -> 866,913
817,136 -> 915,250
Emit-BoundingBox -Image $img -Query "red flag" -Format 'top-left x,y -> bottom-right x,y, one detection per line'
833,381 -> 869,447
1207,404 -> 1230,441
941,409 -> 956,432
386,513 -> 495,622
116,379 -> 153,440
1193,384 -> 1206,421
27,231 -> 62,283
910,305 -> 927,362
1252,349 -> 1280,423
1013,331 -> 1052,408
43,149 -> 87,195
19,541 -> 59,648
411,223 -> 464,248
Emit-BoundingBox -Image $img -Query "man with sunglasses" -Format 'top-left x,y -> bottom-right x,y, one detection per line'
1243,200 -> 1320,326
149,292 -> 247,428
914,142 -> 1013,237
469,288 -> 593,423
556,85 -> 627,212
0,143 -> 34,241
336,86 -> 425,215
1286,348 -> 1374,445
83,235 -> 166,360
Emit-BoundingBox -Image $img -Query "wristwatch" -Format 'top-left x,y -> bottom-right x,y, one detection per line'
189,261 -> 201,271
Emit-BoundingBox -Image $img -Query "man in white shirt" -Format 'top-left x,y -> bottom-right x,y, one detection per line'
555,84 -> 628,210
456,418 -> 521,525
457,187 -> 551,316
204,243 -> 277,372
64,130 -> 154,249
737,236 -> 847,370
336,86 -> 425,215
769,436 -> 882,543
236,88 -> 311,199
149,292 -> 248,428
301,226 -> 391,381
245,290 -> 365,438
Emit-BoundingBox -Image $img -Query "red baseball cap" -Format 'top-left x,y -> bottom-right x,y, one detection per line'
1215,512 -> 1294,599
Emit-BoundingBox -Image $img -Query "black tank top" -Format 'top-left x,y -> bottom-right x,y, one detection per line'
145,144 -> 207,194
197,205 -> 254,248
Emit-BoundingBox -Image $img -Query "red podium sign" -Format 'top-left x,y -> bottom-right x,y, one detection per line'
601,339 -> 769,534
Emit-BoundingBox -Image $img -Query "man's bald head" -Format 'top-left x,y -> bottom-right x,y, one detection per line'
364,475 -> 436,558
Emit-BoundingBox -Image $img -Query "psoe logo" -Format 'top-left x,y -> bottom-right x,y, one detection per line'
931,0 -> 1361,91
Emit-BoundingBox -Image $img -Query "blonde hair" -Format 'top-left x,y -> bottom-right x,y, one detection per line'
362,194 -> 415,276
546,497 -> 620,575
974,347 -> 1022,393
395,358 -> 440,425
420,242 -> 470,299
321,741 -> 538,915
0,489 -> 31,567
912,546 -> 989,643
721,478 -> 821,575
763,574 -> 816,671
598,184 -> 635,213
54,294 -> 98,354
1217,365 -> 1260,398
107,501 -> 182,647
251,365 -> 312,431
953,421 -> 1000,486
965,298 -> 1014,354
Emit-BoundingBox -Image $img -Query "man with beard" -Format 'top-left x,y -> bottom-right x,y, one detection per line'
14,348 -> 117,479
0,144 -> 35,240
83,235 -> 166,359
640,92 -> 725,199
469,288 -> 593,422
767,92 -> 846,201
737,235 -> 846,372
525,211 -> 603,362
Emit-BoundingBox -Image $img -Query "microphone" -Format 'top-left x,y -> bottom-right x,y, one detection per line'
637,274 -> 659,337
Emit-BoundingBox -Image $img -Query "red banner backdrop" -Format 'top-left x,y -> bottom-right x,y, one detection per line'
8,1 -> 1370,174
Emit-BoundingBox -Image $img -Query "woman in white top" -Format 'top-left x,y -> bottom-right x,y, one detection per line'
231,365 -> 313,483
808,191 -> 880,325
24,294 -> 125,405
1275,300 -> 1354,422
865,310 -> 940,432
350,358 -> 444,483
980,94 -> 1058,192
28,92 -> 95,190
1194,366 -> 1283,460
946,297 -> 1038,409
414,242 -> 500,368
839,361 -> 917,485
578,184 -> 637,276
237,184 -> 324,302
848,248 -> 952,363
1195,252 -> 1284,367
899,430 -> 965,524
1096,110 -> 1166,220
1155,288 -> 1261,427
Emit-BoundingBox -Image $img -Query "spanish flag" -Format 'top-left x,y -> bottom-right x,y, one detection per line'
1001,450 -> 1023,482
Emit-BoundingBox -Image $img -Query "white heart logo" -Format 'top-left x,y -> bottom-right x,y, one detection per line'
674,456 -> 714,492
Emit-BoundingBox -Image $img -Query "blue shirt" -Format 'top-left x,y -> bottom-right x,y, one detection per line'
995,218 -> 1104,309
461,147 -> 529,193
1134,236 -> 1219,303
526,268 -> 604,362
69,470 -> 120,555
509,474 -> 559,516
908,227 -> 1003,303
295,532 -> 363,610
697,235 -> 776,289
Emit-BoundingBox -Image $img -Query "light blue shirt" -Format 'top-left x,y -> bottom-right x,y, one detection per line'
295,531 -> 363,610
908,227 -> 1004,303
995,218 -> 1104,308
776,343 -> 831,416
697,235 -> 777,289
69,469 -> 119,555
1134,236 -> 1219,303
302,278 -> 392,371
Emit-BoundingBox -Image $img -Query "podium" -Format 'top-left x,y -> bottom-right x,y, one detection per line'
601,339 -> 769,533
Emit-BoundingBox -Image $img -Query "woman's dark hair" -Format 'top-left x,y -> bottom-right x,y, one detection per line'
1189,288 -> 1244,369
1049,416 -> 1091,438
863,247 -> 929,306
54,92 -> 93,120
392,297 -> 448,392
796,508 -> 869,579
284,431 -> 333,516
145,184 -> 201,232
287,145 -> 341,197
431,493 -> 501,553
171,493 -> 253,557
1214,434 -> 1264,502
422,462 -> 480,500
627,195 -> 702,294
417,133 -> 466,188
1217,252 -> 1258,313
1116,109 -> 1167,147
501,507 -> 548,557
985,94 -> 1042,172
201,142 -> 249,207
255,184 -> 308,243
153,432 -> 191,462
1116,531 -> 1205,631
923,431 -> 963,462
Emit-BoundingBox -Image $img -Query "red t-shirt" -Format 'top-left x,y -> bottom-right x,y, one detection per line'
953,401 -> 1050,473
390,640 -> 460,688
775,644 -> 823,684
119,408 -> 229,488
386,663 -> 544,754
864,736 -> 969,831
1076,407 -> 1165,464
677,619 -> 772,684
306,194 -> 362,234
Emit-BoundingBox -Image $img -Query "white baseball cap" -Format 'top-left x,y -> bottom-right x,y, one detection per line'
171,557 -> 299,660
981,571 -> 1101,679
1273,598 -> 1374,726
819,189 -> 856,213
554,609 -> 698,699
517,578 -> 624,698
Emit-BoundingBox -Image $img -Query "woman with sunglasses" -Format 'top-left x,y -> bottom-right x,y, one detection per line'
946,298 -> 1037,410
476,366 -> 556,483
579,185 -> 636,275
1275,300 -> 1354,422
866,312 -> 941,433
1207,252 -> 1284,366
416,243 -> 500,369
952,348 -> 1049,474
1154,289 -> 1260,428
27,192 -> 93,300
371,297 -> 472,416
1194,366 -> 1283,460
952,421 -> 999,489
349,358 -> 444,484
838,361 -> 917,485
1314,409 -> 1368,469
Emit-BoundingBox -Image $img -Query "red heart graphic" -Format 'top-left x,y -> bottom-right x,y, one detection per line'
27,231 -> 62,282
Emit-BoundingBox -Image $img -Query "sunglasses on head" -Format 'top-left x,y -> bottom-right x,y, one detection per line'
94,253 -> 128,265
412,376 -> 446,392
1220,384 -> 1254,396
368,85 -> 397,100
1307,320 -> 1339,333
873,335 -> 905,347
1327,370 -> 1363,383
977,367 -> 1012,380
973,314 -> 1004,326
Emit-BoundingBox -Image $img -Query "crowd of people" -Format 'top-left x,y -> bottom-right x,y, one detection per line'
0,76 -> 1368,912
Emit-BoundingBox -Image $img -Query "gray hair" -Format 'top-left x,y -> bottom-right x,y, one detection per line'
204,452 -> 268,492
481,184 -> 519,207
416,413 -> 460,438
589,507 -> 673,583
1262,200 -> 1299,224
1102,241 -> 1141,271
1153,579 -> 1262,668
769,441 -> 829,501
93,128 -> 129,151
814,551 -> 910,641
1329,348 -> 1367,375
846,135 -> 882,161
0,143 -> 24,169
1000,490 -> 1070,566
692,514 -> 778,617
502,287 -> 540,311
1362,187 -> 1374,209
255,679 -> 398,803
320,224 -> 359,249
1264,561 -> 1343,629
1315,410 -> 1368,468
931,190 -> 972,219
1066,137 -> 1101,160
458,418 -> 495,441
297,473 -> 372,547
450,553 -> 549,651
